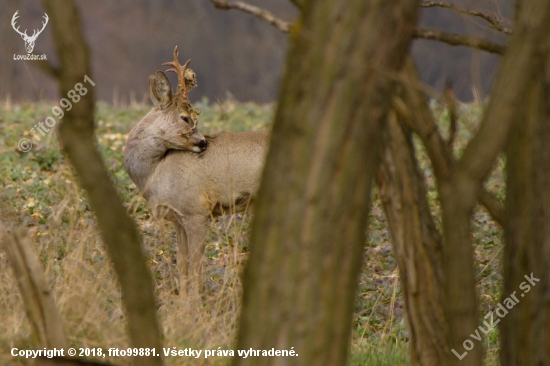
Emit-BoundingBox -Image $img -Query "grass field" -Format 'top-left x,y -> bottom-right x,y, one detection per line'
0,98 -> 503,365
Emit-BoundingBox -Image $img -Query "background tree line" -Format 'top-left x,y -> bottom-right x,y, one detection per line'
1,0 -> 509,103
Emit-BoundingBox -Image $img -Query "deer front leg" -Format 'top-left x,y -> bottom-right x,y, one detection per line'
175,223 -> 189,284
182,215 -> 209,293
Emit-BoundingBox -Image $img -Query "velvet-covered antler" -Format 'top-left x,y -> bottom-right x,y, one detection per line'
163,46 -> 192,101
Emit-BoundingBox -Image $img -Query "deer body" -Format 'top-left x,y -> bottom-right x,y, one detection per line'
125,127 -> 268,217
144,132 -> 267,215
124,48 -> 268,288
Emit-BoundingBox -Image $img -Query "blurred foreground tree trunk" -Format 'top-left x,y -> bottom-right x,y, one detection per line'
498,32 -> 550,365
41,1 -> 163,365
377,108 -> 449,365
233,0 -> 419,365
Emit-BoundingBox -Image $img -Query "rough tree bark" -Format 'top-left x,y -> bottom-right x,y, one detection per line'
233,0 -> 419,365
41,1 -> 163,365
377,109 -> 449,365
499,31 -> 550,365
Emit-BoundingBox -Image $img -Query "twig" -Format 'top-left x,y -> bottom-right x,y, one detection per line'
421,1 -> 512,35
209,0 -> 291,33
414,29 -> 506,55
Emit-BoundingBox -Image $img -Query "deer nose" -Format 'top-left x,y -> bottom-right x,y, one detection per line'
197,139 -> 208,151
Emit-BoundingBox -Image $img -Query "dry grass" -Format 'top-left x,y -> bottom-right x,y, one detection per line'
0,180 -> 250,366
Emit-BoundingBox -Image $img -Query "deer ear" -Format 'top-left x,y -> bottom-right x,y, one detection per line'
148,71 -> 173,109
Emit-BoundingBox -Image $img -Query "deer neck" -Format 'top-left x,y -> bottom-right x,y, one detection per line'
124,111 -> 169,192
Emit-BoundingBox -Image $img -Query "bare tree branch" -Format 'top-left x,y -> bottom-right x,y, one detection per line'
394,58 -> 504,227
414,28 -> 506,55
210,0 -> 509,59
421,1 -> 512,35
209,0 -> 291,33
478,189 -> 504,225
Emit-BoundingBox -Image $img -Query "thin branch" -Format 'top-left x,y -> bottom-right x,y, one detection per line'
414,29 -> 506,55
478,190 -> 504,226
209,0 -> 291,33
421,1 -> 512,35
209,0 -> 509,59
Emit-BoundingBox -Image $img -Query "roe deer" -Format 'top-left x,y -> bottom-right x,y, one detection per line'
124,47 -> 269,290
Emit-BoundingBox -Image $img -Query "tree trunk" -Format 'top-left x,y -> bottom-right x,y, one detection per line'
377,111 -> 449,365
41,1 -> 163,365
233,0 -> 419,365
438,2 -> 550,364
499,37 -> 550,365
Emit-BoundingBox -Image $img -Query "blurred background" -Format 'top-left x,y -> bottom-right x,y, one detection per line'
0,0 -> 511,104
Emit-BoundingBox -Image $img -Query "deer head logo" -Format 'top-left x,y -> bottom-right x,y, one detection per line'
11,11 -> 49,54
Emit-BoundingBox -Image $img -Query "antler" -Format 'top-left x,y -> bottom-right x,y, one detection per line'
11,11 -> 48,40
31,13 -> 49,39
162,46 -> 192,101
11,11 -> 28,38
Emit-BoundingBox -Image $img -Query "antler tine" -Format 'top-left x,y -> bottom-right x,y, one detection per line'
40,13 -> 49,31
11,11 -> 26,36
162,46 -> 192,101
162,47 -> 183,83
181,59 -> 191,72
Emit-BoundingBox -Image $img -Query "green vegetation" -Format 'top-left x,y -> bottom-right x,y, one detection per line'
0,99 -> 502,365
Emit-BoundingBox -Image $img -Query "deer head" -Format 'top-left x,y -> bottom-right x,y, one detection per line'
148,46 -> 207,153
11,11 -> 48,53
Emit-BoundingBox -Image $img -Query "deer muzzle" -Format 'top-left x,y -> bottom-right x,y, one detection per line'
189,130 -> 207,152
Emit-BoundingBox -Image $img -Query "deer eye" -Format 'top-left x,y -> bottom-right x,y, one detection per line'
181,116 -> 190,124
